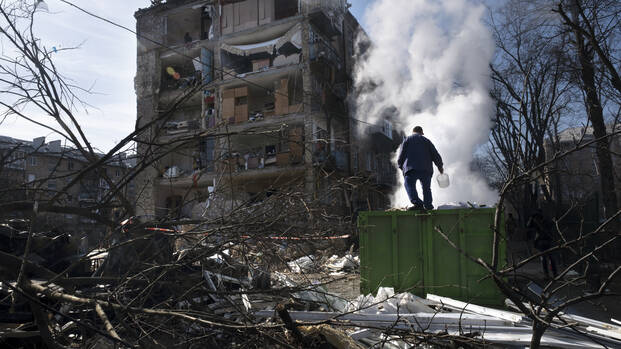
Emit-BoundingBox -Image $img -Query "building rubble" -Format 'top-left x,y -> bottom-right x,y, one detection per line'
249,285 -> 621,348
1,216 -> 620,348
286,253 -> 359,275
4,255 -> 620,348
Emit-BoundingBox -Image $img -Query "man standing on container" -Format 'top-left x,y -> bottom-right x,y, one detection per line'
397,126 -> 444,210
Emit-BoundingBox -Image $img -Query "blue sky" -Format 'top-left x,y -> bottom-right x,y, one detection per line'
0,0 -> 373,152
350,0 -> 372,24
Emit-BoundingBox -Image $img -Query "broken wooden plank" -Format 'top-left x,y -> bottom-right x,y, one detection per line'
560,312 -> 621,332
426,294 -> 523,323
585,326 -> 621,341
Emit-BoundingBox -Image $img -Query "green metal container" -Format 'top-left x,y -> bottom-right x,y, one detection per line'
358,208 -> 506,306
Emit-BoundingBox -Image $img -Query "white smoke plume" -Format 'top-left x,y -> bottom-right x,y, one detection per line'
355,0 -> 498,207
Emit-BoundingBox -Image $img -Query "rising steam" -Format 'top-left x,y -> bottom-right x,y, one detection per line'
355,0 -> 498,206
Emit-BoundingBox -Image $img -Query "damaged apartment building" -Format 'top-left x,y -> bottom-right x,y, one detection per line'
134,0 -> 400,220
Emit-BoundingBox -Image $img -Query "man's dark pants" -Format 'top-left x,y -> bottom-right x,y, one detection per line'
404,170 -> 433,209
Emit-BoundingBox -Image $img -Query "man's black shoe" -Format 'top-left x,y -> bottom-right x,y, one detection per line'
408,204 -> 424,211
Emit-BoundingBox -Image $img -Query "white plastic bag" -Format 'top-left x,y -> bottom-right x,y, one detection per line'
436,173 -> 450,188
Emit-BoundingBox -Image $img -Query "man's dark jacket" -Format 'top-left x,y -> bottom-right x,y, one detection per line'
397,134 -> 443,174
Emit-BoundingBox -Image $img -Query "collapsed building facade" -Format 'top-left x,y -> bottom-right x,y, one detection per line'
133,0 -> 401,221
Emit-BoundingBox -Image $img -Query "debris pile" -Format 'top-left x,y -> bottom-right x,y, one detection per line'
2,216 -> 621,349
286,253 -> 359,275
324,254 -> 360,274
255,287 -> 621,348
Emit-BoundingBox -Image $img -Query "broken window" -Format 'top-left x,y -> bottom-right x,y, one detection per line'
204,97 -> 216,129
382,120 -> 393,139
200,6 -> 214,40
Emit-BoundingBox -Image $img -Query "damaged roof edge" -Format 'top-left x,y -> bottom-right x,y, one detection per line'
134,0 -> 214,19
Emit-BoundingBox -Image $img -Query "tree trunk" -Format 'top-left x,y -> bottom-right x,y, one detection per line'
530,321 -> 547,349
572,1 -> 618,220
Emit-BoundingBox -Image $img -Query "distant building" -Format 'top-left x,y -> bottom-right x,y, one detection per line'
545,124 -> 621,220
133,0 -> 400,220
0,135 -> 136,231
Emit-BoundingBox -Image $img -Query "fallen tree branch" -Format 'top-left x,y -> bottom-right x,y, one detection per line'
1,281 -> 133,348
23,278 -> 280,330
95,303 -> 122,342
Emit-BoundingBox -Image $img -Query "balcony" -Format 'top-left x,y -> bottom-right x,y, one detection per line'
220,22 -> 302,83
309,28 -> 341,68
226,112 -> 304,134
218,126 -> 304,179
158,122 -> 203,142
160,56 -> 210,90
159,46 -> 214,106
155,105 -> 204,141
224,163 -> 306,184
303,0 -> 346,37
220,73 -> 303,125
220,0 -> 302,39
155,136 -> 217,188
157,170 -> 216,188
163,5 -> 215,48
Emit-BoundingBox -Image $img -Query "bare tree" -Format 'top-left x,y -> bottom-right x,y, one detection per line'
488,0 -> 574,221
0,2 -> 393,348
555,0 -> 621,220
478,2 -> 621,347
